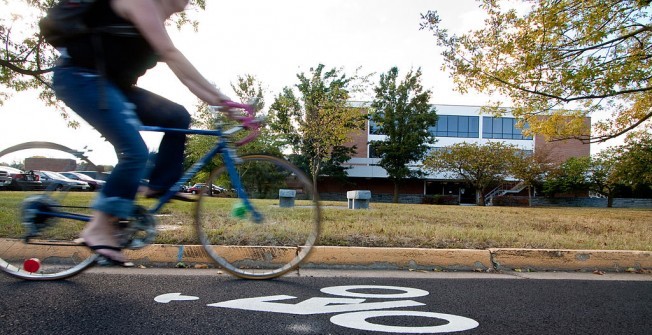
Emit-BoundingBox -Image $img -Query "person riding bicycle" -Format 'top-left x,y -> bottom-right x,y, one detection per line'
52,0 -> 232,264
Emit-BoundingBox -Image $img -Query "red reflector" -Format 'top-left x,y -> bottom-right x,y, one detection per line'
23,258 -> 41,273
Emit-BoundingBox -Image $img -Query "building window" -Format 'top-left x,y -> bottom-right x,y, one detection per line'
368,142 -> 381,158
429,115 -> 479,138
369,119 -> 384,135
482,117 -> 532,140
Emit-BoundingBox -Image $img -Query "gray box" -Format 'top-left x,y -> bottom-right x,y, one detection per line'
347,190 -> 371,209
279,189 -> 296,208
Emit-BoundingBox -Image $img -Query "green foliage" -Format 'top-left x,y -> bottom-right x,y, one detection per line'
541,133 -> 652,207
616,131 -> 652,188
268,64 -> 369,186
423,142 -> 519,205
509,146 -> 555,204
421,0 -> 652,143
184,74 -> 280,185
543,156 -> 591,196
369,67 -> 436,202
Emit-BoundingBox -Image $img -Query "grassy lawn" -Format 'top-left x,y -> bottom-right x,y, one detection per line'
1,192 -> 650,251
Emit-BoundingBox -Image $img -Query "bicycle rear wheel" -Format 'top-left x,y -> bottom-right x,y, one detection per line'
0,142 -> 98,280
194,155 -> 320,279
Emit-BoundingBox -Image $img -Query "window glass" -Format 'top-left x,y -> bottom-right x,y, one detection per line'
482,116 -> 532,140
459,117 -> 468,133
432,115 -> 479,138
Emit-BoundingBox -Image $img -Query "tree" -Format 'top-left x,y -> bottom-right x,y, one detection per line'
510,147 -> 554,206
542,157 -> 591,197
268,64 -> 368,187
185,74 -> 280,186
0,0 -> 206,126
423,142 -> 519,205
588,149 -> 622,208
369,67 -> 437,203
420,0 -> 652,143
616,130 -> 652,190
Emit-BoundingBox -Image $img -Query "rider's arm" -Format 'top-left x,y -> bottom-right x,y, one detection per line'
110,0 -> 230,106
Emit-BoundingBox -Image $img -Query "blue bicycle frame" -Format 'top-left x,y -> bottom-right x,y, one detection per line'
139,125 -> 258,219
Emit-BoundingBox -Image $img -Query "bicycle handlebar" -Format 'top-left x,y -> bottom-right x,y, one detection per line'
217,100 -> 261,146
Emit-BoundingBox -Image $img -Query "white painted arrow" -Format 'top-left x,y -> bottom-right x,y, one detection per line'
155,293 -> 200,304
207,295 -> 425,315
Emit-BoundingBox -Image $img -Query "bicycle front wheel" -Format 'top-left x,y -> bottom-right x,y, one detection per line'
0,142 -> 98,280
194,155 -> 320,279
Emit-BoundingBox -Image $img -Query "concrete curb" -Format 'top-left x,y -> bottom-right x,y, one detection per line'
122,245 -> 652,272
1,240 -> 650,273
489,248 -> 652,272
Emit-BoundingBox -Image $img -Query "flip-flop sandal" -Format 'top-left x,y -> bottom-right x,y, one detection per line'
81,242 -> 134,267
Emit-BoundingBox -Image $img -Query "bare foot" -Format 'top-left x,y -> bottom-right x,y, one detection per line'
81,211 -> 126,263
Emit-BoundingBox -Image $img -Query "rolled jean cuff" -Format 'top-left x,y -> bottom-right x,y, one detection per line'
91,193 -> 134,219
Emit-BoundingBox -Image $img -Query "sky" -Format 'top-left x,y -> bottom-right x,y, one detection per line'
1,0 -> 610,166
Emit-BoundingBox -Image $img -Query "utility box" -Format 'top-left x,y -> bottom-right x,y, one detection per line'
347,190 -> 372,209
279,189 -> 296,208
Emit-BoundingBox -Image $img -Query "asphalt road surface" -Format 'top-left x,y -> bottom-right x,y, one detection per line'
1,268 -> 650,335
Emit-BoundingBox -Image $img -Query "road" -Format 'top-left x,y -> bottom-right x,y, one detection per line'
1,268 -> 650,335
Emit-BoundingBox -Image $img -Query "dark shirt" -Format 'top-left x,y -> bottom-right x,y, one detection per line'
64,0 -> 158,89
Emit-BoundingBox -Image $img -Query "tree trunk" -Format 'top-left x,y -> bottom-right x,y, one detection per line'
607,194 -> 614,208
393,181 -> 399,203
476,190 -> 486,206
527,186 -> 532,207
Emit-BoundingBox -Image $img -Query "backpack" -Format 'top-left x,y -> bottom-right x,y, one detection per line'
39,0 -> 138,47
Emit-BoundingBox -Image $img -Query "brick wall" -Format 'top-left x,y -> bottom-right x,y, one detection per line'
25,158 -> 76,172
534,136 -> 591,163
344,109 -> 369,158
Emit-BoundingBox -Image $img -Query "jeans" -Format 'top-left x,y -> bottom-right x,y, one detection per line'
53,65 -> 190,218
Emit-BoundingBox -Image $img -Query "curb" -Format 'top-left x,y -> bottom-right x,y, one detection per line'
127,245 -> 651,272
1,240 -> 650,273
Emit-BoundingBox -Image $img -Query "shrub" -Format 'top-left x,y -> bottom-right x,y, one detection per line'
422,195 -> 459,205
492,196 -> 530,207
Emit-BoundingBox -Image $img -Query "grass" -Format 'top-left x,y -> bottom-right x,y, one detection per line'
1,192 -> 650,251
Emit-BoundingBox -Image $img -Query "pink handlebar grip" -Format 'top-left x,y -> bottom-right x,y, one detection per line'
220,100 -> 260,146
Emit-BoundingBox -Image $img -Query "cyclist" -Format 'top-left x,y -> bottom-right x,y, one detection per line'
52,0 -> 232,264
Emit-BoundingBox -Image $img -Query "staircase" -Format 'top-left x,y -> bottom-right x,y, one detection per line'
485,181 -> 527,205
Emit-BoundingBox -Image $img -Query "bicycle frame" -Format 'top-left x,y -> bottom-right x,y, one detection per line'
139,124 -> 257,218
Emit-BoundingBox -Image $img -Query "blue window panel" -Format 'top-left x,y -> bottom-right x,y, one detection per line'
503,118 -> 513,136
459,117 -> 469,133
493,117 -> 503,134
439,116 -> 448,131
470,117 -> 479,134
448,116 -> 458,133
482,117 -> 492,137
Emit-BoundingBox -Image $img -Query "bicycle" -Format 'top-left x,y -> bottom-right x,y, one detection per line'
0,101 -> 321,281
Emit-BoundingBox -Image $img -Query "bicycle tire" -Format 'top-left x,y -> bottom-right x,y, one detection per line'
194,155 -> 320,279
0,142 -> 98,280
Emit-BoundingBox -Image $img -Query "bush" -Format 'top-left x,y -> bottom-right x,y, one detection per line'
422,195 -> 459,205
492,196 -> 530,207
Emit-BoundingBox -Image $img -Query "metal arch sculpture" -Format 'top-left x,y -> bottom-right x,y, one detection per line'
0,141 -> 98,170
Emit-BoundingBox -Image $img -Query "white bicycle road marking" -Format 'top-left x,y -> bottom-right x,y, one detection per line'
320,285 -> 429,299
154,293 -> 200,304
208,295 -> 425,315
330,310 -> 480,334
154,285 -> 479,333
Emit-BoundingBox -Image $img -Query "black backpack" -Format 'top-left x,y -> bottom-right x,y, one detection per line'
39,0 -> 138,47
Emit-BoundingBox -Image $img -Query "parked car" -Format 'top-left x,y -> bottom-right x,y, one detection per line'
0,167 -> 12,188
60,171 -> 106,191
186,183 -> 226,195
0,166 -> 43,191
34,170 -> 90,191
73,170 -> 110,181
